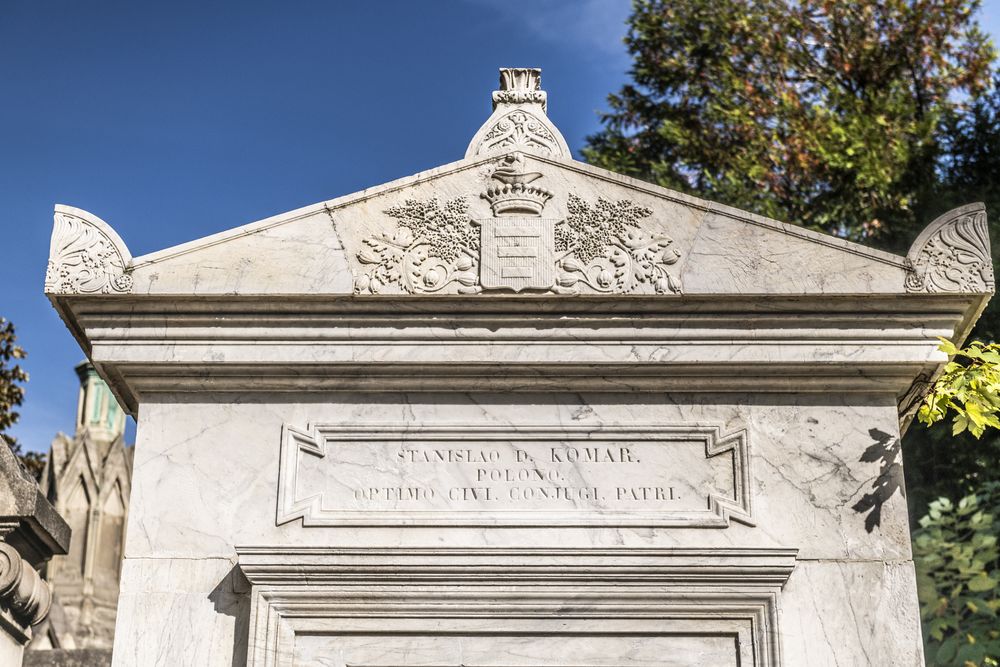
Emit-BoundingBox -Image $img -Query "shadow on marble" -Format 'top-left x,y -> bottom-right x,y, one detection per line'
851,427 -> 905,533
208,565 -> 251,667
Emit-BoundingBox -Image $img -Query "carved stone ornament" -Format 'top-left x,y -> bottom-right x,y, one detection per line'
45,206 -> 133,295
353,153 -> 683,295
905,203 -> 994,293
478,109 -> 563,157
465,68 -> 570,159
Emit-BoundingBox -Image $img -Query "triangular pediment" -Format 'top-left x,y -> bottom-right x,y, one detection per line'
46,151 -> 990,299
44,67 -> 992,300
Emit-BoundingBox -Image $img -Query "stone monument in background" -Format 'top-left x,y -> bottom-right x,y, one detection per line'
29,362 -> 131,653
0,437 -> 68,665
43,68 -> 995,666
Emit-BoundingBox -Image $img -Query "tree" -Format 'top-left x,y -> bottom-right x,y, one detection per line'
0,317 -> 27,439
902,77 -> 1000,519
583,0 -> 993,246
0,318 -> 42,479
914,484 -> 1000,666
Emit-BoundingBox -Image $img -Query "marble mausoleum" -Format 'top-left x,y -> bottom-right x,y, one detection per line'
43,68 -> 994,666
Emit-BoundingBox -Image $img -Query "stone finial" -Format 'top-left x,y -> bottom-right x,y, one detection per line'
465,67 -> 570,160
493,68 -> 547,111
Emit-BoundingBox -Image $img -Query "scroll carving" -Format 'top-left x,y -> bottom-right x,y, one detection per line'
354,197 -> 480,295
0,543 -> 52,628
45,208 -> 133,295
905,204 -> 994,293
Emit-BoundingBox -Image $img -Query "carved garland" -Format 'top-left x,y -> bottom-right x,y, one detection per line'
553,194 -> 681,295
354,198 -> 480,294
45,212 -> 133,295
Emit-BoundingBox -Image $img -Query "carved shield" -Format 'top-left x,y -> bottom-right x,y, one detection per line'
479,217 -> 556,291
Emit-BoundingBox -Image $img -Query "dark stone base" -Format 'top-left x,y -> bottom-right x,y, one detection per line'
23,649 -> 113,667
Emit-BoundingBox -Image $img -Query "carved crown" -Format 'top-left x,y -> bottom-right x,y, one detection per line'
481,152 -> 553,216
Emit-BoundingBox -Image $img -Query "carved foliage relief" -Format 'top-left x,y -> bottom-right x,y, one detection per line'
554,195 -> 681,294
45,211 -> 132,295
355,198 -> 480,294
353,159 -> 683,296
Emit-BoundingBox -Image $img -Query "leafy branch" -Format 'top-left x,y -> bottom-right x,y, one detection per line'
918,339 -> 1000,438
0,317 -> 27,438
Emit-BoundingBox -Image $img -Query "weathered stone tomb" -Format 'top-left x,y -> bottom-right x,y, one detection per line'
45,68 -> 994,666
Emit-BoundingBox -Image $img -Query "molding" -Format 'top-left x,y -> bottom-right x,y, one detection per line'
234,546 -> 800,585
276,423 -> 753,528
45,205 -> 133,295
906,203 -> 994,293
236,546 -> 796,667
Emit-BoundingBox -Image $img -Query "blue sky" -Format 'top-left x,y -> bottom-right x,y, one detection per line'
2,0 -> 1000,452
0,0 -> 632,451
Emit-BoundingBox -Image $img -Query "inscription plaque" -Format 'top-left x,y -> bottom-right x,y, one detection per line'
277,424 -> 753,527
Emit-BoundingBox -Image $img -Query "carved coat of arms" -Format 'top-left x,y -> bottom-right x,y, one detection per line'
353,152 -> 682,296
477,153 -> 555,291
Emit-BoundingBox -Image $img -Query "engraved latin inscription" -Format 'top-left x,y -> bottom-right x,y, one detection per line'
361,443 -> 671,505
277,424 -> 752,527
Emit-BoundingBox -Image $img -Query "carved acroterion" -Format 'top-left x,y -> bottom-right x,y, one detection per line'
905,203 -> 994,293
45,206 -> 133,295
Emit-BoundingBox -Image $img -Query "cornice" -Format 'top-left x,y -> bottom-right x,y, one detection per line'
236,545 -> 798,587
46,293 -> 983,416
236,546 -> 796,667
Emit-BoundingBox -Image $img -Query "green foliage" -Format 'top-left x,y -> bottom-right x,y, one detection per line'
914,483 -> 1000,666
919,339 -> 1000,438
0,317 -> 27,439
0,318 -> 43,481
584,0 -> 994,242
